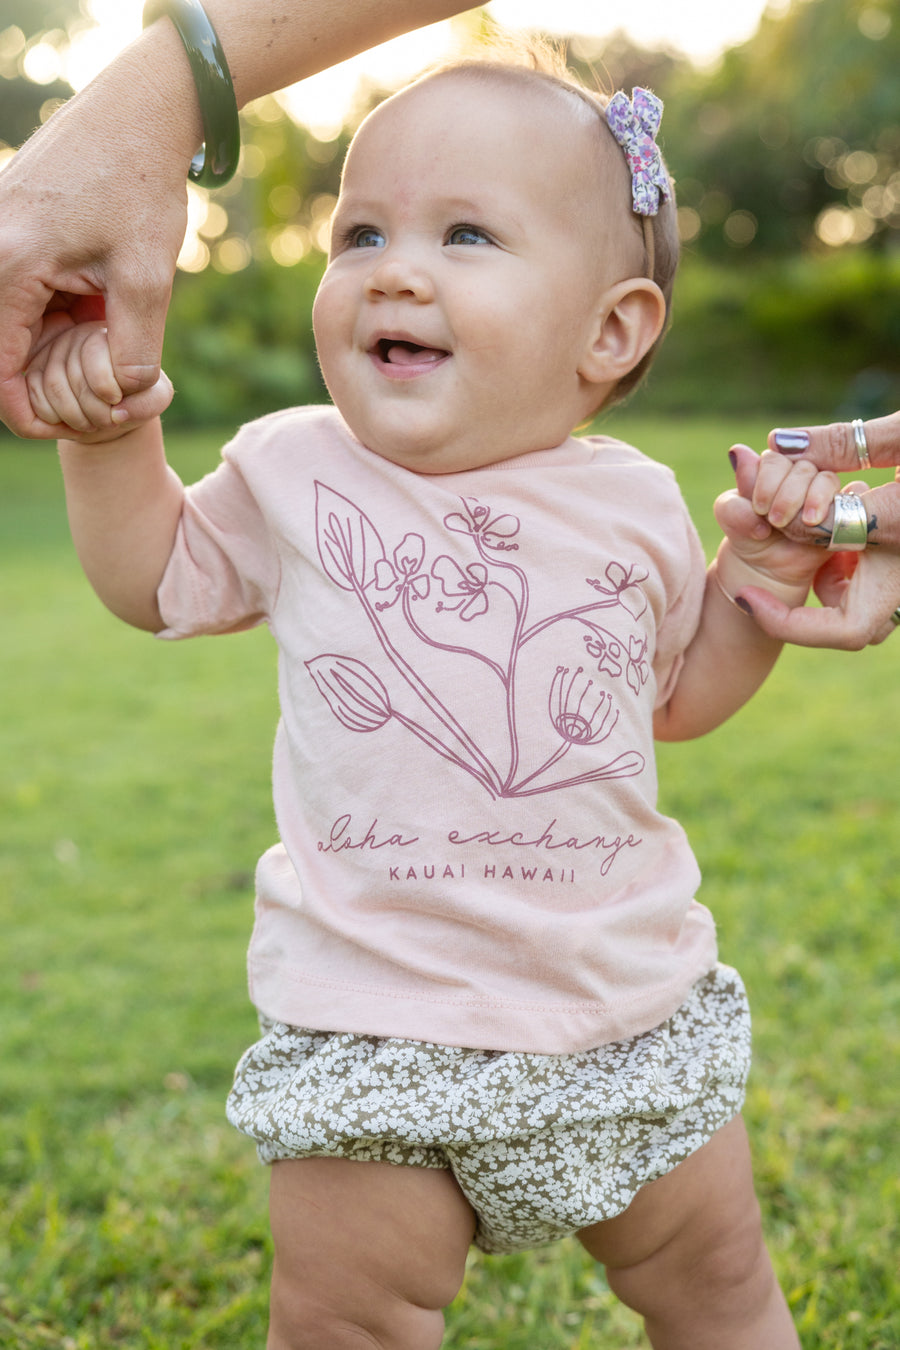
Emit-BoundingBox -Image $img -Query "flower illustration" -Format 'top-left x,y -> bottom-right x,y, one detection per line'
586,561 -> 649,619
549,666 -> 619,745
582,628 -> 624,679
431,556 -> 490,620
310,482 -> 650,801
444,497 -> 520,551
373,533 -> 431,611
625,635 -> 650,695
306,655 -> 393,732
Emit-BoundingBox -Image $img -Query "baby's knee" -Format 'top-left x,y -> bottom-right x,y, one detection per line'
267,1280 -> 446,1350
607,1198 -> 772,1323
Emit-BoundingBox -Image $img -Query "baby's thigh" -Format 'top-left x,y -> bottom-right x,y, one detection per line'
578,1114 -> 771,1307
578,1114 -> 758,1263
268,1156 -> 475,1345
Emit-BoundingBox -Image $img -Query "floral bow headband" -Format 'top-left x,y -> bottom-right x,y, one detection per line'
605,87 -> 669,217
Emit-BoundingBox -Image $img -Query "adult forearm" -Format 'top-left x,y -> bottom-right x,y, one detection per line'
47,0 -> 474,174
58,425 -> 184,633
202,0 -> 475,106
0,0 -> 475,437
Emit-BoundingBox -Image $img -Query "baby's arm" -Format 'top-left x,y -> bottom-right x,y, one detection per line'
27,320 -> 183,631
654,447 -> 838,741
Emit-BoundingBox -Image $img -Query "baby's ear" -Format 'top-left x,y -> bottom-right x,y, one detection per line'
578,279 -> 666,388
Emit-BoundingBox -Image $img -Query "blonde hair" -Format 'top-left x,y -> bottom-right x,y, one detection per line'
405,36 -> 679,407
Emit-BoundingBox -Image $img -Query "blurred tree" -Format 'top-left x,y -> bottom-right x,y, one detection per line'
661,0 -> 900,258
163,250 -> 328,426
5,0 -> 900,420
0,0 -> 78,32
0,1 -> 78,146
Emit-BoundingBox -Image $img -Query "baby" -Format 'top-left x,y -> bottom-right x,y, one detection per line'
27,43 -> 835,1350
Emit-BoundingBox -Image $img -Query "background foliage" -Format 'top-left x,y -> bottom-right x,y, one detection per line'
3,3 -> 899,1344
2,420 -> 898,1347
2,0 -> 900,422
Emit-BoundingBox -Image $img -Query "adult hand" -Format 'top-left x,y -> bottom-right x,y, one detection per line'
0,22 -> 199,439
736,547 -> 900,649
728,441 -> 900,647
0,0 -> 473,439
0,136 -> 188,439
767,414 -> 900,551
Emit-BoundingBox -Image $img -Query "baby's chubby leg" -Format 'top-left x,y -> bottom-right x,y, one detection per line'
266,1156 -> 475,1350
578,1115 -> 799,1349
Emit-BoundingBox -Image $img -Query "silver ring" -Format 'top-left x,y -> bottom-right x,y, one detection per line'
851,418 -> 871,470
891,608 -> 900,628
828,491 -> 868,551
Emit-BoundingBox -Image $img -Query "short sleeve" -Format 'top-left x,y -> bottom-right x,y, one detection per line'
652,508 -> 707,709
156,450 -> 281,640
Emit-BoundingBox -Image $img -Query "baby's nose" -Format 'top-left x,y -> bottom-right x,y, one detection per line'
364,253 -> 434,303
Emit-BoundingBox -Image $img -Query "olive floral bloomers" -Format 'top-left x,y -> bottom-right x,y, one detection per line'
227,964 -> 750,1253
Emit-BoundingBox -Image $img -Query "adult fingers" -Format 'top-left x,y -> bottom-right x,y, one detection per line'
856,478 -> 900,548
102,257 -> 176,396
737,547 -> 900,648
773,479 -> 900,551
734,585 -> 877,649
811,551 -> 857,607
768,411 -> 900,471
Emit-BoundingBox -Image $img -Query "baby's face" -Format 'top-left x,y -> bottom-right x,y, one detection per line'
313,72 -> 640,474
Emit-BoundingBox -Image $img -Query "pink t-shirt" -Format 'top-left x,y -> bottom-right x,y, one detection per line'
158,405 -> 716,1053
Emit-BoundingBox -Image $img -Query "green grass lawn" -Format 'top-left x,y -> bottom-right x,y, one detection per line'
2,416 -> 898,1348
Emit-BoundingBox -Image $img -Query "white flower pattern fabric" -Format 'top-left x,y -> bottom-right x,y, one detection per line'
605,87 -> 670,217
227,965 -> 750,1253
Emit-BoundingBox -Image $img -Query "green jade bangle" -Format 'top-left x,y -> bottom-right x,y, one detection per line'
143,0 -> 240,186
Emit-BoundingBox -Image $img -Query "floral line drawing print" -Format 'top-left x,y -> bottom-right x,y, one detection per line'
307,484 -> 649,799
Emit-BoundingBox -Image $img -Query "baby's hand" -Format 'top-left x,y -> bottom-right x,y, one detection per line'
729,443 -> 843,544
714,445 -> 838,601
25,319 -> 172,443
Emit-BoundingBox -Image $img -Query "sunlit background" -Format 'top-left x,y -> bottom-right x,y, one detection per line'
1,0 -> 895,269
24,0 -> 780,99
2,0 -> 898,424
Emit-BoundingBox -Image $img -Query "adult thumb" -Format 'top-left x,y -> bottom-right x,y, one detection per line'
768,412 -> 900,472
103,265 -> 173,396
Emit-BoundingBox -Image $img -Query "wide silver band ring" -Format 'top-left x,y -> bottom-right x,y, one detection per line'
851,418 -> 871,470
828,491 -> 868,551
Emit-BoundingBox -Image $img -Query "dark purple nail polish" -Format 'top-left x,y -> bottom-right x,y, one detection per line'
773,428 -> 810,454
728,449 -> 738,470
735,596 -> 754,616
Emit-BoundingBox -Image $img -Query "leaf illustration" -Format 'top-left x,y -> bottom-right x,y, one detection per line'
306,654 -> 393,732
315,482 -> 387,591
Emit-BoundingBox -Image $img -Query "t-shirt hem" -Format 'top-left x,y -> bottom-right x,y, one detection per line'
247,950 -> 720,1055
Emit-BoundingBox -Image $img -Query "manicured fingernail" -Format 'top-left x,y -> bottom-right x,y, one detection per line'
728,449 -> 738,470
773,428 -> 809,453
735,596 -> 754,616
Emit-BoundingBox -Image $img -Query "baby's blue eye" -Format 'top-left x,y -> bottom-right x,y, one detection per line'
352,227 -> 385,249
447,225 -> 490,246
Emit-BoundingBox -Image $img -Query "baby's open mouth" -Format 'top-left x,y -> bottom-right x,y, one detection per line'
374,339 -> 449,366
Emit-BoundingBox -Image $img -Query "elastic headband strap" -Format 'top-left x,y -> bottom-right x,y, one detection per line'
642,215 -> 655,280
